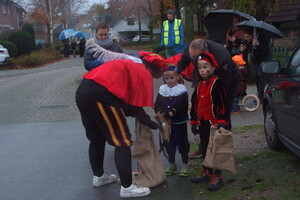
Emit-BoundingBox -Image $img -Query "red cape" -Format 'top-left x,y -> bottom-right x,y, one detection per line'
83,60 -> 153,107
166,53 -> 194,80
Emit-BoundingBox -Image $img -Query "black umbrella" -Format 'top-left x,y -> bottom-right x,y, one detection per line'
204,9 -> 255,43
236,20 -> 284,38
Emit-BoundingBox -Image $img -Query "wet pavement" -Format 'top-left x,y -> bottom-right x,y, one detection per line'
0,53 -> 263,200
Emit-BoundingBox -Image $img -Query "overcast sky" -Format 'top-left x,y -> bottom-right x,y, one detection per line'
87,0 -> 108,6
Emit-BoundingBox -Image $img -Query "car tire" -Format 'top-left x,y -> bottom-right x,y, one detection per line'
264,104 -> 283,151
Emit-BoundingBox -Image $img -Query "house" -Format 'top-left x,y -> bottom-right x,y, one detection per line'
265,0 -> 300,36
0,0 -> 26,33
265,0 -> 300,48
90,14 -> 161,41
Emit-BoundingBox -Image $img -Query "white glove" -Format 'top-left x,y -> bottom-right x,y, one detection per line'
127,56 -> 143,64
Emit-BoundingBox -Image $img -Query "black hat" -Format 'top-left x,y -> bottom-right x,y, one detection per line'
167,9 -> 175,16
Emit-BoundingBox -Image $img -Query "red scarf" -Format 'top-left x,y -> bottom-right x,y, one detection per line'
83,60 -> 153,107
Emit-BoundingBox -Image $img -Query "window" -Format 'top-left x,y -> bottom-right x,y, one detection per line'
2,2 -> 6,15
8,4 -> 11,15
127,18 -> 134,26
83,23 -> 91,28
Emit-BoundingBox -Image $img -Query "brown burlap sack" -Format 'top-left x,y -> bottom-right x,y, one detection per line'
203,125 -> 237,174
154,113 -> 171,142
132,122 -> 166,187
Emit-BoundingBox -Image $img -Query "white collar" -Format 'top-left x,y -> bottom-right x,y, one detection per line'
159,84 -> 187,97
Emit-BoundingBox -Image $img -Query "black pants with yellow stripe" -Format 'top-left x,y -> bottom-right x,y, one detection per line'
76,92 -> 133,187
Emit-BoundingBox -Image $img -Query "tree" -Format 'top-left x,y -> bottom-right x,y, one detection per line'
26,0 -> 88,44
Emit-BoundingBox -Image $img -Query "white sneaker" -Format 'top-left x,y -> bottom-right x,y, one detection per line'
93,173 -> 118,187
120,183 -> 151,198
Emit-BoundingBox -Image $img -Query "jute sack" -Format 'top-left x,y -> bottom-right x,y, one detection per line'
203,125 -> 237,174
154,113 -> 171,142
132,122 -> 166,187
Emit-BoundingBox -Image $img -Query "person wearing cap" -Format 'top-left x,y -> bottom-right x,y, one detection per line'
154,63 -> 190,177
84,22 -> 124,71
190,51 -> 229,191
75,51 -> 168,198
231,54 -> 248,113
161,9 -> 184,58
177,38 -> 238,158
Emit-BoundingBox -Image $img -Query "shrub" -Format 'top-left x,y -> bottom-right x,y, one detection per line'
0,40 -> 18,57
22,23 -> 36,49
11,47 -> 63,68
8,31 -> 35,56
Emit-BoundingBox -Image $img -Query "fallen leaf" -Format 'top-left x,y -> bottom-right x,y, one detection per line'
242,185 -> 253,190
256,178 -> 264,184
252,153 -> 259,157
227,179 -> 235,183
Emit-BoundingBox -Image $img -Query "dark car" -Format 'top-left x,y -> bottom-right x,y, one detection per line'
261,45 -> 300,157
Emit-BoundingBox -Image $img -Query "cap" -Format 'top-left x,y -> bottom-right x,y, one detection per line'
139,51 -> 168,72
167,9 -> 174,16
198,52 -> 219,68
232,54 -> 246,66
166,63 -> 178,72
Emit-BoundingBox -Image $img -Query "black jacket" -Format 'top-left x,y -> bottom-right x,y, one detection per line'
177,39 -> 238,88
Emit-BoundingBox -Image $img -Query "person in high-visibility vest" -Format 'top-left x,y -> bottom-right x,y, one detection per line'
160,9 -> 184,58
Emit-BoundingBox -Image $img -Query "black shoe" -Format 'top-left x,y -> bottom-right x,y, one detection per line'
207,175 -> 224,191
191,169 -> 211,183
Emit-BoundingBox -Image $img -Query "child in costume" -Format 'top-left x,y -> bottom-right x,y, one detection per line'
231,54 -> 248,113
190,51 -> 229,191
154,64 -> 190,177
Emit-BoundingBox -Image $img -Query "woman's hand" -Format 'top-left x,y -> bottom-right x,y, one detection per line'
240,44 -> 247,52
252,39 -> 260,46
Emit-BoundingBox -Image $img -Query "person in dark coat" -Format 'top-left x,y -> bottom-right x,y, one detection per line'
189,51 -> 229,191
224,16 -> 244,56
63,38 -> 69,57
78,36 -> 86,57
76,52 -> 168,198
154,64 -> 190,177
71,37 -> 77,57
84,22 -> 124,71
240,28 -> 272,101
177,39 -> 238,157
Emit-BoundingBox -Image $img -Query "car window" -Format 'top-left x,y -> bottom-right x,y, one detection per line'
289,48 -> 300,75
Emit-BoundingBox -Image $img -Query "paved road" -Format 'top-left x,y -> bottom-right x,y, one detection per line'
0,55 -> 263,200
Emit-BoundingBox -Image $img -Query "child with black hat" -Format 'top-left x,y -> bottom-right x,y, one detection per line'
190,51 -> 229,191
154,63 -> 190,177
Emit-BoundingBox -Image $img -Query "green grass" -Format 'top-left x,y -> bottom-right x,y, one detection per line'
189,133 -> 300,200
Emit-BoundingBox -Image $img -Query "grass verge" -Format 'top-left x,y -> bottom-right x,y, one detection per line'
189,126 -> 300,200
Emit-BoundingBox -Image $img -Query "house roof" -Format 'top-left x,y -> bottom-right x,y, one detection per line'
10,0 -> 26,14
265,0 -> 300,23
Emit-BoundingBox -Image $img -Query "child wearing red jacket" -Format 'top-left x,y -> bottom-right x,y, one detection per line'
190,51 -> 228,191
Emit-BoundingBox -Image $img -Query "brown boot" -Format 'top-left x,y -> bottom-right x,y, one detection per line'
188,147 -> 202,159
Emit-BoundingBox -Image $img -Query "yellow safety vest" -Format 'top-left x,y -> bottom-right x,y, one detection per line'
163,19 -> 181,46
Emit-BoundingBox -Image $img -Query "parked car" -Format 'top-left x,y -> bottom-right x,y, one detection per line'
0,44 -> 10,66
132,35 -> 150,42
262,45 -> 300,157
